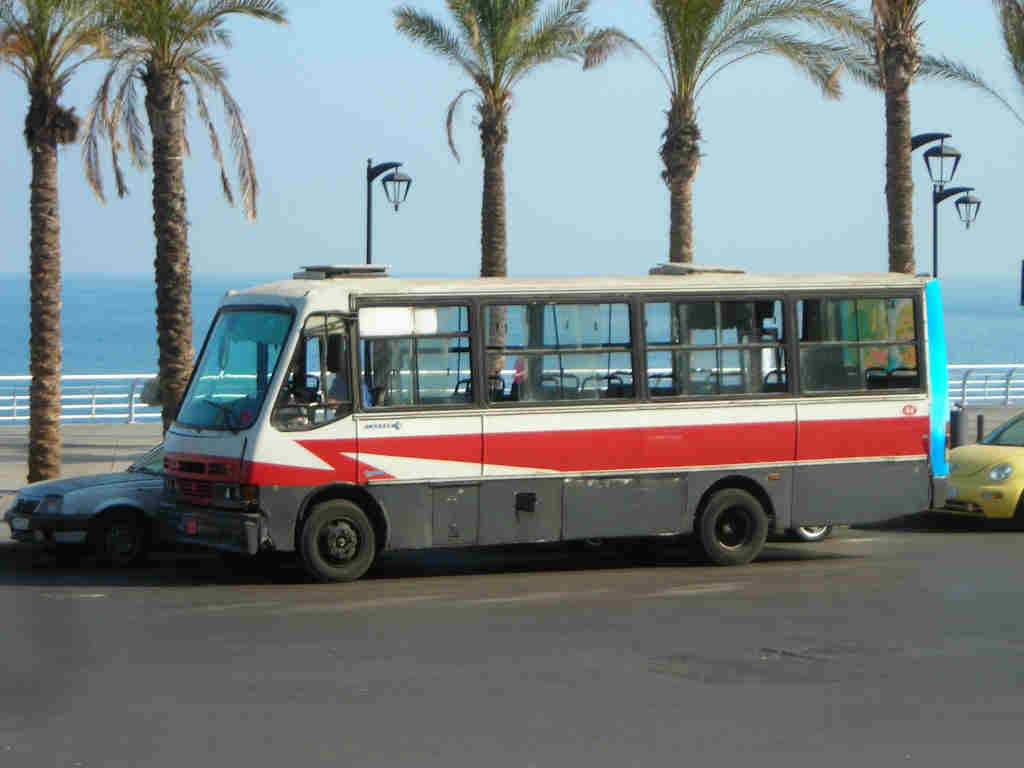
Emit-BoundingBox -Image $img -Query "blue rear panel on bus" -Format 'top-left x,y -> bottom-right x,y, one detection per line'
926,280 -> 949,477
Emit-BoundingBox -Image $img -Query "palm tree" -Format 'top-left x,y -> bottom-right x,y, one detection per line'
83,0 -> 287,431
1,0 -> 108,482
870,0 -> 922,275
867,1 -> 1021,274
395,0 -> 611,278
585,0 -> 868,265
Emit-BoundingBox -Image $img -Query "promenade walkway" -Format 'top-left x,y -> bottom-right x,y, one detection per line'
0,422 -> 163,542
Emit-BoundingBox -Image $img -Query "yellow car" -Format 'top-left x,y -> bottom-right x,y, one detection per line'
942,412 -> 1024,523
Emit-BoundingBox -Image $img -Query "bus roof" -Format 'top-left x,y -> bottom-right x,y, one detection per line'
220,271 -> 932,313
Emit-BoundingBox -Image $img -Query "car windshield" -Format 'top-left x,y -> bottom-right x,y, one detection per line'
983,414 -> 1024,447
129,444 -> 164,474
176,308 -> 293,431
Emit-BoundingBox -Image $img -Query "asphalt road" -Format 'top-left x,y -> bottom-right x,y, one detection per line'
1,522 -> 1022,767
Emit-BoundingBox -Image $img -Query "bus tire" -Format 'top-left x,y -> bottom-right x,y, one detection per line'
299,500 -> 376,583
698,488 -> 768,566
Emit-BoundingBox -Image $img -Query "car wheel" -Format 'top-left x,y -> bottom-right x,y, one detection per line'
299,500 -> 376,583
792,525 -> 833,542
97,510 -> 147,567
697,488 -> 768,566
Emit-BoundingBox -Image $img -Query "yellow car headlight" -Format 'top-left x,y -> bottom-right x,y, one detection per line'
988,463 -> 1014,483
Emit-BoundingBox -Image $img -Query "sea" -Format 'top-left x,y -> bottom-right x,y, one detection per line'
0,273 -> 1020,375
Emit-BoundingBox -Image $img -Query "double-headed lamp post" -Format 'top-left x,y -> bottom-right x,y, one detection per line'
366,158 -> 412,265
910,133 -> 981,278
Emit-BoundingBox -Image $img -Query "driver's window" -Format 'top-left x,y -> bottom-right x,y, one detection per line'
272,314 -> 352,431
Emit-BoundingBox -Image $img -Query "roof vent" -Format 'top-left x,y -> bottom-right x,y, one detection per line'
649,263 -> 745,275
294,264 -> 390,280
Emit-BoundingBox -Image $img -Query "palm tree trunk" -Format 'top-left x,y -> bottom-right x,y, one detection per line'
145,68 -> 193,433
27,119 -> 62,483
479,107 -> 508,278
661,100 -> 701,264
883,34 -> 917,274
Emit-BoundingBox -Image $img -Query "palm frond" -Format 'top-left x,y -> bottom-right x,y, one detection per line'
395,5 -> 482,79
583,27 -> 672,91
181,47 -> 226,85
192,77 -> 234,207
217,83 -> 257,219
699,31 -> 850,100
918,53 -> 1024,126
112,66 -> 148,171
701,0 -> 870,85
200,0 -> 288,25
506,0 -> 589,86
446,87 -> 476,162
446,0 -> 485,63
83,54 -> 142,201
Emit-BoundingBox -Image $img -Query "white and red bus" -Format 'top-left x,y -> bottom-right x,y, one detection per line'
159,264 -> 950,581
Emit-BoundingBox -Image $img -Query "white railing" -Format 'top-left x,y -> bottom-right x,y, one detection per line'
0,364 -> 1020,423
948,365 -> 1024,406
0,374 -> 159,423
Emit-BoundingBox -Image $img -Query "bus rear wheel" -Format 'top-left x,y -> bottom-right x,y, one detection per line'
698,488 -> 768,566
299,500 -> 376,583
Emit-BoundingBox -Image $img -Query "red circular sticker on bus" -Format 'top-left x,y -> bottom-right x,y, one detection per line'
902,404 -> 918,416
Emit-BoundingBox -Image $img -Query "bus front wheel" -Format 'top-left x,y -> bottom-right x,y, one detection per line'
299,500 -> 376,582
698,488 -> 768,566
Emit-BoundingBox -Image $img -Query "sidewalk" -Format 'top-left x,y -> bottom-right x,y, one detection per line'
0,422 -> 164,541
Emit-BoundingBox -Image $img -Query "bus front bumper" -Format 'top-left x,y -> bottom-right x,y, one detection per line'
160,502 -> 265,555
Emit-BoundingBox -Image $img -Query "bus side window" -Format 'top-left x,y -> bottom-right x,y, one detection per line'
797,297 -> 920,393
272,314 -> 352,430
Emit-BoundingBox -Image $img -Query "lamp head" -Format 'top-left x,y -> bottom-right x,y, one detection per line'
955,192 -> 981,229
923,142 -> 961,187
382,170 -> 412,211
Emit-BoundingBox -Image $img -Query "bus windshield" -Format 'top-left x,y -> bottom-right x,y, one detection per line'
176,308 -> 293,430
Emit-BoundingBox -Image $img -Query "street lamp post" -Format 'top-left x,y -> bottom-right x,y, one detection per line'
910,133 -> 981,278
930,185 -> 978,278
365,158 -> 413,265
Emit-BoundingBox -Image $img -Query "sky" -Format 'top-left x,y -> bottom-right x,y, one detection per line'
1,0 -> 1022,282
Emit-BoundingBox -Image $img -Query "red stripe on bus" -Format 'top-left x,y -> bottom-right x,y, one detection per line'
230,415 -> 930,487
796,416 -> 928,461
483,423 -> 797,472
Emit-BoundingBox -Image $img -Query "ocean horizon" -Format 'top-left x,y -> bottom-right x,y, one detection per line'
0,272 -> 1020,375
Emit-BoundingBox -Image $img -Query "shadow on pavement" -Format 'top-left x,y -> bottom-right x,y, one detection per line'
853,510 -> 1012,534
0,535 -> 861,588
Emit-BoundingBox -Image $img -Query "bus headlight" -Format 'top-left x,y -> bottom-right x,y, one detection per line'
988,464 -> 1014,483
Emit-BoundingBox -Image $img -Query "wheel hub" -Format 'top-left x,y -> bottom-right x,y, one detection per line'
321,519 -> 359,563
108,525 -> 137,557
716,507 -> 750,550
